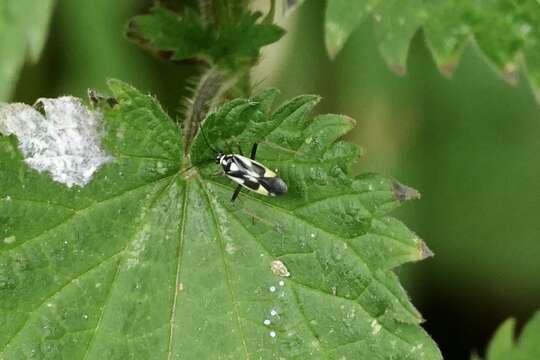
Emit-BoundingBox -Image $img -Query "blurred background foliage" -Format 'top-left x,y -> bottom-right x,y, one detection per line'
5,0 -> 540,359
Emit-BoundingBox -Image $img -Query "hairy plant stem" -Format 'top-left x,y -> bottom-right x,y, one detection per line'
197,0 -> 215,26
181,1 -> 258,168
183,67 -> 227,159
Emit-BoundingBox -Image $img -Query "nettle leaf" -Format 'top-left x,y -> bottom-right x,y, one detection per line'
325,0 -> 540,100
475,311 -> 540,360
128,5 -> 285,69
0,0 -> 55,100
0,81 -> 441,359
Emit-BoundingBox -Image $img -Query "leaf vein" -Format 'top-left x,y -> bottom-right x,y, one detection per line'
198,178 -> 251,360
214,181 -> 417,317
207,180 -> 419,345
2,174 -> 175,254
81,259 -> 123,360
290,285 -> 331,359
0,197 -> 78,211
0,254 -> 122,354
80,174 -> 178,358
1,175 -> 176,355
167,182 -> 189,360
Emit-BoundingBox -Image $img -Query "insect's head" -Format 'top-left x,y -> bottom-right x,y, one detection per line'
215,153 -> 224,164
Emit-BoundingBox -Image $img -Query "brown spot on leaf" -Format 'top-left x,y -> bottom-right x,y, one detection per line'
390,64 -> 406,76
439,61 -> 458,77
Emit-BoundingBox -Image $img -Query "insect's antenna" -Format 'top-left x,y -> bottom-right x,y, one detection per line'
234,139 -> 304,157
197,120 -> 220,154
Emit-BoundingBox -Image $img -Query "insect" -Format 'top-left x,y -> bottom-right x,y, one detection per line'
199,126 -> 288,202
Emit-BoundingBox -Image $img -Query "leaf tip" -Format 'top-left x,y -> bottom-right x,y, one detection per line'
390,64 -> 407,76
392,180 -> 421,202
438,61 -> 459,77
418,240 -> 434,260
342,114 -> 357,127
106,79 -> 141,99
502,63 -> 518,85
326,46 -> 340,60
535,90 -> 540,105
485,317 -> 517,359
356,145 -> 367,158
307,94 -> 323,103
324,23 -> 347,60
106,78 -> 128,92
529,80 -> 540,104
254,87 -> 281,99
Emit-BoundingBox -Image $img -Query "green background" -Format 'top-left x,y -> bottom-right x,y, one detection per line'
7,0 -> 540,358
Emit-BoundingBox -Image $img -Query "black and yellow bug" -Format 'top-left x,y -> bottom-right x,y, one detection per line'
216,143 -> 288,202
198,124 -> 288,202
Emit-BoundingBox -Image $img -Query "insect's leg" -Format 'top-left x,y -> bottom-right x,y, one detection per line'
250,143 -> 258,160
231,185 -> 242,202
234,140 -> 300,157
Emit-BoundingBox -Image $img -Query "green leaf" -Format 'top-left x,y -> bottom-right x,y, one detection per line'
0,81 -> 441,359
486,319 -> 516,360
128,5 -> 285,70
325,0 -> 381,58
0,0 -> 55,100
324,0 -> 540,101
475,311 -> 540,360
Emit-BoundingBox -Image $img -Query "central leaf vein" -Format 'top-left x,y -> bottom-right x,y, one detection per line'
167,181 -> 189,360
198,178 -> 251,360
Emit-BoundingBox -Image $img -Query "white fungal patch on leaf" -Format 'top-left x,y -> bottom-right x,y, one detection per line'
0,97 -> 112,187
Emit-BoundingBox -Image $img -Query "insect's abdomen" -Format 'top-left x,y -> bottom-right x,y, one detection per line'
258,177 -> 288,196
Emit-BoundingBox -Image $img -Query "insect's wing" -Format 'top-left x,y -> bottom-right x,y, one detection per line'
258,177 -> 288,196
233,155 -> 266,177
225,170 -> 269,196
227,154 -> 286,197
